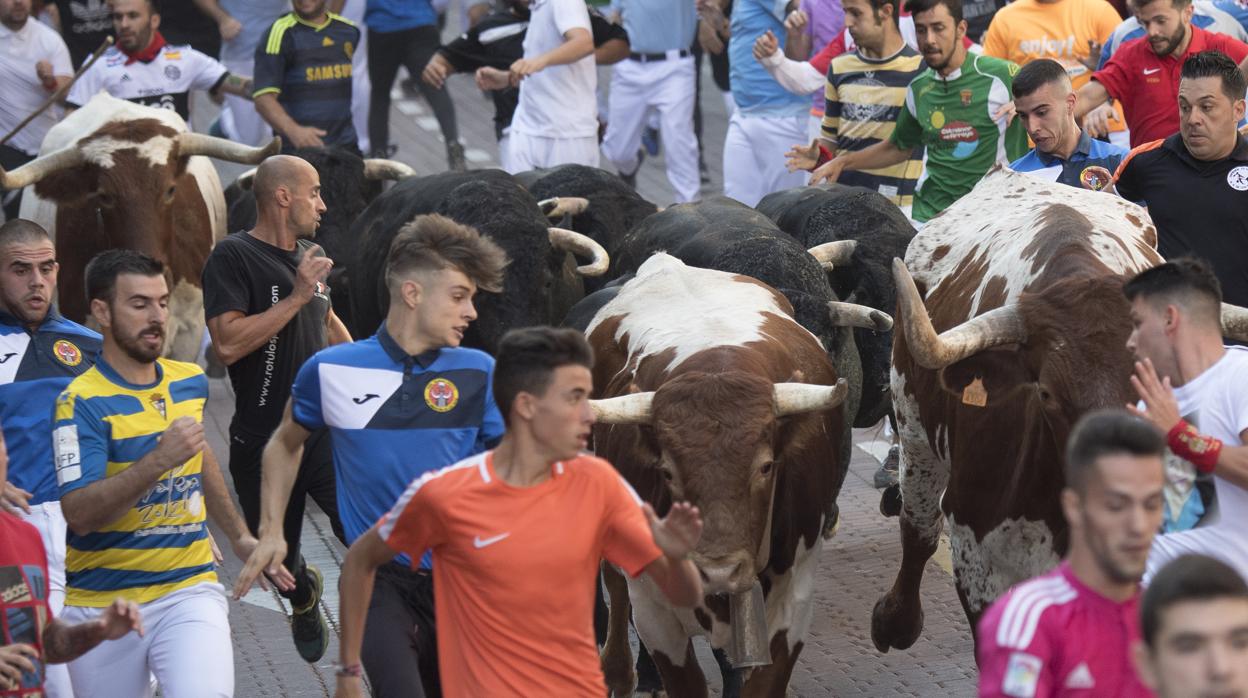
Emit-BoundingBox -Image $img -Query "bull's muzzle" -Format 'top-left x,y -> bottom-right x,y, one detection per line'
694,552 -> 756,596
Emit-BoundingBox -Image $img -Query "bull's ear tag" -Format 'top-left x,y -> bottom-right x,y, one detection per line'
962,377 -> 987,407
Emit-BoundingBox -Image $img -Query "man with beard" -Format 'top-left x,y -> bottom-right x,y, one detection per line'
53,250 -> 260,697
1124,258 -> 1248,584
202,154 -> 351,663
0,219 -> 101,698
976,409 -> 1165,698
65,0 -> 252,126
806,0 -> 1028,224
1077,0 -> 1248,147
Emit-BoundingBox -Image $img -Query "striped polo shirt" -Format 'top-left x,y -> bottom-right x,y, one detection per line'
821,46 -> 926,207
53,358 -> 215,607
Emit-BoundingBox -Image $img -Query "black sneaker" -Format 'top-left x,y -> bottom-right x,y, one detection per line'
447,141 -> 467,172
619,148 -> 645,189
291,565 -> 329,663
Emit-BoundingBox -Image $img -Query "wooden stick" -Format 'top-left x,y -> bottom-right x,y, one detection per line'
0,36 -> 114,147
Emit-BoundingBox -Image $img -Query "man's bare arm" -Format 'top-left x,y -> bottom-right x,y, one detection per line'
214,74 -> 254,100
1074,80 -> 1111,120
327,310 -> 352,346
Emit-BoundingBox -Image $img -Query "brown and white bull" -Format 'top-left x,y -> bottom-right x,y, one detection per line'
870,165 -> 1168,652
587,253 -> 859,697
5,92 -> 277,359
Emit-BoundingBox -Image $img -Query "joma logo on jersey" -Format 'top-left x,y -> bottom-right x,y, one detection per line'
424,378 -> 459,413
306,63 -> 352,81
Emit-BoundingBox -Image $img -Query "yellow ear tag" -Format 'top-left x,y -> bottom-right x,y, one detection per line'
962,377 -> 987,407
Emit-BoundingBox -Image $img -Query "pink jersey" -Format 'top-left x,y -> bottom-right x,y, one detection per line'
976,562 -> 1153,698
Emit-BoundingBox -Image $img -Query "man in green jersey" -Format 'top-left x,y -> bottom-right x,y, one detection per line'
809,0 -> 1028,223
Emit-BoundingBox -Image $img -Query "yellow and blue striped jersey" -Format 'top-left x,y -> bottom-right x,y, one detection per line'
53,358 -> 215,606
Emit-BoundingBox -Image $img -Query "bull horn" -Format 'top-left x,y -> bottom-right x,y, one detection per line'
590,392 -> 654,424
892,258 -> 1026,370
828,301 -> 893,332
538,197 -> 590,219
808,240 -> 857,270
1222,303 -> 1248,342
774,378 -> 848,417
549,227 -> 609,276
363,158 -> 415,180
235,168 -> 258,191
176,133 -> 281,163
0,146 -> 84,190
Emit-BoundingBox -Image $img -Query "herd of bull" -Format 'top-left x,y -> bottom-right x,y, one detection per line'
4,95 -> 1248,697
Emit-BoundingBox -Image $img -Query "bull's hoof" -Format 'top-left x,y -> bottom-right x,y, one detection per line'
870,592 -> 924,653
879,484 -> 902,518
821,504 -> 841,539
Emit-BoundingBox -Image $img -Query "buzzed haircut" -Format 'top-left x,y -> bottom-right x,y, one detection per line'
385,214 -> 507,294
493,327 -> 594,426
1012,59 -> 1072,99
85,249 -> 164,304
1181,50 -> 1248,103
0,219 -> 52,251
1064,409 -> 1165,493
1141,554 -> 1248,648
905,0 -> 963,24
1123,257 -> 1223,328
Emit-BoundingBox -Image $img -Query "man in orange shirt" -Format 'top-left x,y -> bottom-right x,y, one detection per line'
333,327 -> 704,698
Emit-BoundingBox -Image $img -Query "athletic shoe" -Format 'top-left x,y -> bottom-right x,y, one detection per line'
641,126 -> 661,156
619,148 -> 645,189
447,142 -> 467,172
291,565 -> 329,663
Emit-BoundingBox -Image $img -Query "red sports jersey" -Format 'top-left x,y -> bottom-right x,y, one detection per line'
0,512 -> 52,697
977,562 -> 1152,697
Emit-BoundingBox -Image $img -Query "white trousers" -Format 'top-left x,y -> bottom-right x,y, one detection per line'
722,111 -> 809,207
62,583 -> 234,698
218,56 -> 272,147
342,0 -> 372,153
18,502 -> 70,698
602,56 -> 700,203
505,132 -> 599,173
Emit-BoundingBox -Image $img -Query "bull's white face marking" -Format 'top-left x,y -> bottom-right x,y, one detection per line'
947,514 -> 1059,616
585,253 -> 819,374
44,92 -> 187,156
80,135 -> 175,169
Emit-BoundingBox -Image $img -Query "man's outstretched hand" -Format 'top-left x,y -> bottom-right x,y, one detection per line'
643,501 -> 703,561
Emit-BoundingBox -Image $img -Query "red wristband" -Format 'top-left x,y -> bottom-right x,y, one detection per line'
335,663 -> 363,678
1167,419 -> 1222,474
816,144 -> 834,168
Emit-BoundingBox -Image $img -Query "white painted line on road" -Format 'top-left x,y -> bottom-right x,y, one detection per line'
464,148 -> 492,164
389,88 -> 405,101
855,439 -> 956,578
415,116 -> 440,132
395,100 -> 425,116
237,507 -> 343,634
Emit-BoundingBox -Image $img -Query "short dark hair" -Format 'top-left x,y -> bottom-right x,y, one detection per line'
0,219 -> 52,251
1141,554 -> 1248,648
1012,59 -> 1072,99
854,0 -> 903,27
1123,257 -> 1223,328
386,214 -> 508,294
1181,50 -> 1248,103
905,0 -> 962,24
1135,0 -> 1192,13
84,249 -> 164,304
493,327 -> 594,426
1064,409 -> 1165,493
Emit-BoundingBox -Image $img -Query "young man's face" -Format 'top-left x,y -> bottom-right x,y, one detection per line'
0,0 -> 32,31
1064,452 -> 1165,584
0,241 -> 57,327
94,273 -> 169,363
1015,81 -> 1077,155
109,0 -> 157,53
1134,0 -> 1193,57
411,268 -> 478,349
913,3 -> 965,72
843,0 -> 888,52
526,365 -> 594,461
1126,296 -> 1181,382
1179,75 -> 1247,161
292,0 -> 327,21
1137,597 -> 1248,698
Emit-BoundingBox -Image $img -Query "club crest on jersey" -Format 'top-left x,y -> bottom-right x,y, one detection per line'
165,64 -> 181,80
960,89 -> 973,106
53,339 -> 82,367
149,394 -> 167,419
424,378 -> 459,413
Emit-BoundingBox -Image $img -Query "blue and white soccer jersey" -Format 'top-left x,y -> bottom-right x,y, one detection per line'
290,323 -> 505,566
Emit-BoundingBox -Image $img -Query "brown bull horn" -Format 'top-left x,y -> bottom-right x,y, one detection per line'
892,258 -> 1027,370
807,240 -> 857,270
774,378 -> 848,416
1222,303 -> 1248,342
538,197 -> 590,219
0,146 -> 84,190
827,301 -> 893,332
590,392 -> 654,424
548,227 -> 609,277
176,133 -> 280,163
363,158 -> 415,180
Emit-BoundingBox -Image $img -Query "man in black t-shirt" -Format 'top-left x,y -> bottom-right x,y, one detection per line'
202,154 -> 351,664
1113,51 -> 1248,307
47,0 -> 113,69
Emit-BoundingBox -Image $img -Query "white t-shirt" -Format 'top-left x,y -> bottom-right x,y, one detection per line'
510,0 -> 598,139
67,44 -> 228,125
0,19 -> 73,156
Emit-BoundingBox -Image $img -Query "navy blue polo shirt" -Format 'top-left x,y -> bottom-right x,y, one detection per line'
290,323 -> 504,566
0,310 -> 101,504
1010,131 -> 1128,190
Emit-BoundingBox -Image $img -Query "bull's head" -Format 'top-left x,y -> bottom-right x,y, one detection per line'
591,375 -> 846,594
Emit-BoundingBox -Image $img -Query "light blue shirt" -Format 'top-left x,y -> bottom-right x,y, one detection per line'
617,0 -> 697,54
729,0 -> 810,116
220,0 -> 292,64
